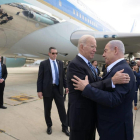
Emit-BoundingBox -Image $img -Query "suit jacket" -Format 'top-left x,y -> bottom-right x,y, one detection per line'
67,55 -> 112,131
1,63 -> 8,86
94,66 -> 100,76
37,59 -> 67,97
82,60 -> 135,140
134,70 -> 140,86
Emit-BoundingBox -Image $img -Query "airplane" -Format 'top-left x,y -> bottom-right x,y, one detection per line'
0,0 -> 140,67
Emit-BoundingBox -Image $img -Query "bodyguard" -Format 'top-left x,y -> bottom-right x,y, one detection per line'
37,47 -> 70,136
0,56 -> 8,109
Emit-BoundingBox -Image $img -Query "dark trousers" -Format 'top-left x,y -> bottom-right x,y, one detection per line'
0,82 -> 5,106
43,85 -> 67,129
70,129 -> 95,140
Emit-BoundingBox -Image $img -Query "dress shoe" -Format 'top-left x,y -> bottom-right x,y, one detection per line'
62,128 -> 70,136
134,106 -> 137,110
0,106 -> 7,109
47,127 -> 52,135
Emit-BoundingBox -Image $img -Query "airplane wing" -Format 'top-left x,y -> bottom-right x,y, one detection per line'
70,30 -> 140,55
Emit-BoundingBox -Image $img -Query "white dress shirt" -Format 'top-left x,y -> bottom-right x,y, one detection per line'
107,58 -> 124,88
107,58 -> 124,73
78,53 -> 89,65
78,53 -> 117,88
49,58 -> 59,84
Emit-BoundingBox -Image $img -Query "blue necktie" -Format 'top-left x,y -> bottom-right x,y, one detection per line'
53,61 -> 59,85
88,61 -> 96,79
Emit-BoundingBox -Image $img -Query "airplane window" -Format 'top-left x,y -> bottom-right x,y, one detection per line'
76,11 -> 78,16
80,13 -> 81,18
59,0 -> 62,6
82,15 -> 84,20
90,20 -> 91,24
85,17 -> 87,21
73,9 -> 75,14
88,19 -> 89,23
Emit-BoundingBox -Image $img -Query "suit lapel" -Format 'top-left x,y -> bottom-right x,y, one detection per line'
56,60 -> 60,77
48,59 -> 52,76
102,60 -> 126,79
76,55 -> 96,81
1,63 -> 3,75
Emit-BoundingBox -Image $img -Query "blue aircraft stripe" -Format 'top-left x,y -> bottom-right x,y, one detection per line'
43,0 -> 111,32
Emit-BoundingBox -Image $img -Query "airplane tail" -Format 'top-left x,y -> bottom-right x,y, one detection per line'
130,20 -> 136,33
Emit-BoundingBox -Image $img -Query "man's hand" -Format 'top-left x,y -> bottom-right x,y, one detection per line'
71,75 -> 89,91
112,69 -> 130,85
65,88 -> 69,94
0,79 -> 4,83
38,92 -> 43,99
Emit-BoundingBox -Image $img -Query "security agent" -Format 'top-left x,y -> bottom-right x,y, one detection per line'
37,47 -> 70,136
130,60 -> 140,110
0,56 -> 8,109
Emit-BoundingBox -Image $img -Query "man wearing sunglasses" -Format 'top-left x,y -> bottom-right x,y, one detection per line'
37,47 -> 70,136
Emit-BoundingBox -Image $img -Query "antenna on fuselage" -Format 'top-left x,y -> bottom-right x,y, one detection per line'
130,20 -> 136,33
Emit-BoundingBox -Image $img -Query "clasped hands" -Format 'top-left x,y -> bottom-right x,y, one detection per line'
71,69 -> 130,91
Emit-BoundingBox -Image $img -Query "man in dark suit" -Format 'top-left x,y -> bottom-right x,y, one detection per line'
92,60 -> 100,76
67,35 -> 130,140
136,60 -> 140,95
72,40 -> 135,140
37,47 -> 70,136
0,56 -> 8,109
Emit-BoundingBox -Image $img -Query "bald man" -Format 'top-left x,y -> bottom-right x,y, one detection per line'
67,36 -> 130,140
72,40 -> 135,140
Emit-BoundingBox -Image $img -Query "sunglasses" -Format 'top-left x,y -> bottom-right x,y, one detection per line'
51,52 -> 58,55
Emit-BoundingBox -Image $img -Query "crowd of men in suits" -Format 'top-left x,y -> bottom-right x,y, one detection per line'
127,59 -> 140,111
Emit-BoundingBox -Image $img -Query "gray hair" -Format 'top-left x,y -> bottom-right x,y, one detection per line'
77,35 -> 95,51
108,40 -> 125,54
49,47 -> 56,53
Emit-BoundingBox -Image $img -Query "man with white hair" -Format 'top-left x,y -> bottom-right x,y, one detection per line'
72,40 -> 135,140
67,36 -> 130,140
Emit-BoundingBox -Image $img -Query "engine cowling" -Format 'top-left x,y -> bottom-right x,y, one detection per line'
3,57 -> 26,67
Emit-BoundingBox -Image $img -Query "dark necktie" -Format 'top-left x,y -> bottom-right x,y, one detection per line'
88,61 -> 96,79
53,61 -> 59,85
102,68 -> 107,77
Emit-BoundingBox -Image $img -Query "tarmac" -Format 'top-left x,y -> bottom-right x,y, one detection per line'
0,67 -> 140,140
